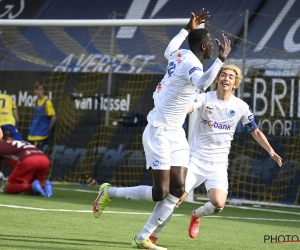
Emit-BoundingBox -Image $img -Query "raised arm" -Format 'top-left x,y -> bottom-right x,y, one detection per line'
190,58 -> 223,91
190,33 -> 231,91
164,8 -> 210,59
184,8 -> 210,33
215,34 -> 231,62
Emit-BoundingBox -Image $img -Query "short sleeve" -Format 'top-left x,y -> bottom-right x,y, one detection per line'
10,96 -> 17,109
192,93 -> 206,111
45,100 -> 56,116
240,101 -> 255,125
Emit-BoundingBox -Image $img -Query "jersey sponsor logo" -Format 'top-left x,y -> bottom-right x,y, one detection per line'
4,154 -> 18,161
0,0 -> 25,19
189,66 -> 201,75
229,109 -> 235,117
201,118 -> 231,130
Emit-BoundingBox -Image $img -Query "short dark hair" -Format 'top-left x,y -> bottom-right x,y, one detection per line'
188,28 -> 209,53
3,130 -> 13,140
34,81 -> 44,90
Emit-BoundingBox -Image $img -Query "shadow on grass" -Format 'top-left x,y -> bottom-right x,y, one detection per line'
0,234 -> 129,249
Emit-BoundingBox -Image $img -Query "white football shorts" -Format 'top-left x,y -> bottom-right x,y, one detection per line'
142,124 -> 189,170
185,156 -> 228,194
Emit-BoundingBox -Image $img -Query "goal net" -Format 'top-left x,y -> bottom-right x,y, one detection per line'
0,19 -> 299,206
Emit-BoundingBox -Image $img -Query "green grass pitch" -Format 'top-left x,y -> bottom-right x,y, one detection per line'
0,184 -> 299,250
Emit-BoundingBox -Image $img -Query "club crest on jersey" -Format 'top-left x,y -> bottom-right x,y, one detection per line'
228,109 -> 235,117
205,106 -> 214,115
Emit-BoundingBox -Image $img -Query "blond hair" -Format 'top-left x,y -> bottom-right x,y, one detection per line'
213,65 -> 243,91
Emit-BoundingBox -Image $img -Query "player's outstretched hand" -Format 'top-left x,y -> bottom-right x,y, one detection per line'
185,8 -> 210,33
216,34 -> 231,62
270,152 -> 282,167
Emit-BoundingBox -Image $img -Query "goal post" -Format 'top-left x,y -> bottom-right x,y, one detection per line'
0,18 -> 299,206
0,18 -> 191,27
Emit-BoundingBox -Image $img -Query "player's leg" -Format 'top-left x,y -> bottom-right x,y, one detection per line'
150,159 -> 206,243
33,155 -> 52,197
132,167 -> 171,249
31,155 -> 50,184
5,161 -> 33,194
189,161 -> 228,238
135,128 -> 189,247
20,157 -> 47,197
5,160 -> 40,195
93,124 -> 168,218
4,182 -> 32,194
93,124 -> 177,218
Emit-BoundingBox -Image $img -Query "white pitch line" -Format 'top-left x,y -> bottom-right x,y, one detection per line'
55,187 -> 98,193
230,205 -> 300,216
9,187 -> 299,217
0,204 -> 299,222
55,187 -> 300,216
0,204 -> 184,216
207,215 -> 300,222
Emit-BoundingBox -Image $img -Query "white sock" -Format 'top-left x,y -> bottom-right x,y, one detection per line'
136,194 -> 179,240
107,186 -> 153,201
151,209 -> 174,238
194,201 -> 223,218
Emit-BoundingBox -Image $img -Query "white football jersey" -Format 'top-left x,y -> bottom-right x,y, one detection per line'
189,91 -> 255,163
147,29 -> 223,128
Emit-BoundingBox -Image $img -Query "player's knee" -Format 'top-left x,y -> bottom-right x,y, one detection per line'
170,182 -> 185,198
213,206 -> 223,214
170,185 -> 185,198
210,200 -> 224,214
3,183 -> 10,193
152,187 -> 169,201
211,199 -> 226,209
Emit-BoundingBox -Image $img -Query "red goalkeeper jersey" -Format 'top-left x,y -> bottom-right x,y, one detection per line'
0,140 -> 45,167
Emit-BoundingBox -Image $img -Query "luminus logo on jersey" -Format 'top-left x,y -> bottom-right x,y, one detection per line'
229,109 -> 235,117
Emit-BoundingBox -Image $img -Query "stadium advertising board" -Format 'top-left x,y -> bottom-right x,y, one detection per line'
0,0 -> 299,75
